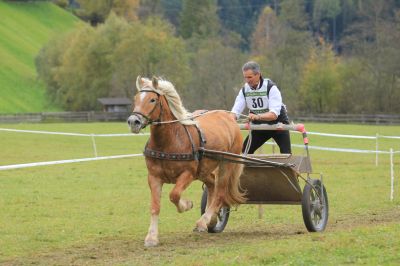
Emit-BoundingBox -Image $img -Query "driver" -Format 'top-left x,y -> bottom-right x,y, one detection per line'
230,61 -> 291,154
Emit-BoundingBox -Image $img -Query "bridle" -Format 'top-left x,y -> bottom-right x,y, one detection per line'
130,90 -> 163,128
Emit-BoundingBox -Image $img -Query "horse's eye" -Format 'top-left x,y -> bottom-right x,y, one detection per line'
150,98 -> 156,103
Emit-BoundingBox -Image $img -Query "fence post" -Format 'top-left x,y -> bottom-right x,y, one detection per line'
256,145 -> 264,218
258,205 -> 264,219
390,148 -> 394,201
91,134 -> 98,157
376,133 -> 379,166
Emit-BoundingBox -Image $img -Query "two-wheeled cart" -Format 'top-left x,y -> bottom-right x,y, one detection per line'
200,123 -> 329,233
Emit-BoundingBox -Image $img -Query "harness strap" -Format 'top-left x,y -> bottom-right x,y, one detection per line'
143,146 -> 196,161
143,123 -> 207,161
194,123 -> 206,160
183,125 -> 198,160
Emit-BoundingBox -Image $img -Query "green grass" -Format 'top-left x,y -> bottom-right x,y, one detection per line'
0,1 -> 80,113
0,122 -> 399,264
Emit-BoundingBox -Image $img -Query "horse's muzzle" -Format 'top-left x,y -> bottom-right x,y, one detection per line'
127,114 -> 145,133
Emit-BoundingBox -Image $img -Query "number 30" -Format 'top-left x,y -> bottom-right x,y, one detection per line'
251,98 -> 264,108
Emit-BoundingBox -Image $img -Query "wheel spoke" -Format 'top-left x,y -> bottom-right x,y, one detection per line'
313,212 -> 320,225
310,191 -> 316,201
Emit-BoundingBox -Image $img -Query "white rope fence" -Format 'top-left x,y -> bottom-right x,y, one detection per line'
0,128 -> 149,137
303,131 -> 399,166
1,127 -> 398,200
0,154 -> 143,171
0,127 -> 149,158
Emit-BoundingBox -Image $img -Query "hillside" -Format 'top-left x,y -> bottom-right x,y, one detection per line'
0,1 -> 80,113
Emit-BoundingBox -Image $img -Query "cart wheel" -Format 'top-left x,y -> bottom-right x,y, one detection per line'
200,187 -> 230,233
301,179 -> 329,232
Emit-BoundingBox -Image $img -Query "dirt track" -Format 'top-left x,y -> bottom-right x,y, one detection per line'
2,207 -> 400,266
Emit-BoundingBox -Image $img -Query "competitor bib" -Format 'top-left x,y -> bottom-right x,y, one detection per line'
244,90 -> 269,114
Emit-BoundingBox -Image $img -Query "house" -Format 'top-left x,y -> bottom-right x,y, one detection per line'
97,98 -> 132,112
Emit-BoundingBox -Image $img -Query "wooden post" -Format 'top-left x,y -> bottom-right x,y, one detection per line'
258,205 -> 264,219
390,148 -> 394,201
376,133 -> 379,166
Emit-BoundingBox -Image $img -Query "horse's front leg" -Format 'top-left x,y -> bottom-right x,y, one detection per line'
169,171 -> 194,213
145,174 -> 163,247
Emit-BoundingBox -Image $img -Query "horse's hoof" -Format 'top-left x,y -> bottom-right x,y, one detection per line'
178,200 -> 193,213
209,214 -> 218,228
144,240 -> 159,247
193,226 -> 208,233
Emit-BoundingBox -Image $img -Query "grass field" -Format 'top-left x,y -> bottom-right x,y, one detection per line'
0,122 -> 399,265
0,2 -> 80,113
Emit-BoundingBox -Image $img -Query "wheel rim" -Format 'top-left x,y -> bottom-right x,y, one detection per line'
213,207 -> 229,230
309,185 -> 326,230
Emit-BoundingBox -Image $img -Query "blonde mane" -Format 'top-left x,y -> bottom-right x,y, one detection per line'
136,77 -> 196,125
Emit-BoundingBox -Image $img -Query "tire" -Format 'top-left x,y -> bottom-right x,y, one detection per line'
301,179 -> 329,232
200,187 -> 230,233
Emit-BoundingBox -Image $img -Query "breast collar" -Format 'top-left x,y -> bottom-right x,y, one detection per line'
143,123 -> 207,161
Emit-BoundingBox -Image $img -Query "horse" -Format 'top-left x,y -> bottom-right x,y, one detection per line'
127,76 -> 246,247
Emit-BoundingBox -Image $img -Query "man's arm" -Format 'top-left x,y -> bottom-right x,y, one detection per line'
231,89 -> 246,120
249,112 -> 278,122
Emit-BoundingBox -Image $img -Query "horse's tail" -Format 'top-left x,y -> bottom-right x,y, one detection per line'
220,162 -> 247,207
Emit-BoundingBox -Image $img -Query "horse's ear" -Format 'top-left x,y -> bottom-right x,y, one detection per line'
136,76 -> 143,91
152,76 -> 158,89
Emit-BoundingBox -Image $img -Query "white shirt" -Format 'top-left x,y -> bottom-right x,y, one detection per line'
231,78 -> 283,119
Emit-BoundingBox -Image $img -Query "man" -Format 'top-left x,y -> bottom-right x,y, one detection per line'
231,61 -> 291,154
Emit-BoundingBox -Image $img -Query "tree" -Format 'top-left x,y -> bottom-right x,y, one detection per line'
185,38 -> 246,110
75,0 -> 139,25
37,15 -> 191,111
312,0 -> 341,50
340,0 -> 400,113
160,0 -> 182,28
112,0 -> 140,22
75,0 -> 113,26
217,0 -> 273,50
112,17 -> 191,98
179,0 -> 220,39
137,0 -> 163,20
299,39 -> 342,113
251,0 -> 313,112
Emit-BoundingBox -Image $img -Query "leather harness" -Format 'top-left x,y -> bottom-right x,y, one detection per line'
134,90 -> 207,161
143,123 -> 207,161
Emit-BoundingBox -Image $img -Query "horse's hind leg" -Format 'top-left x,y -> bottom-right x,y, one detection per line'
145,174 -> 163,247
194,170 -> 221,232
194,185 -> 219,232
169,171 -> 194,213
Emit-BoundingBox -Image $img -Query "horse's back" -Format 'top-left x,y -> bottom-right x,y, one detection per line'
195,111 -> 242,153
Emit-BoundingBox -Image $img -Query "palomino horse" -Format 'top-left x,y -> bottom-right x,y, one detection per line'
127,76 -> 246,247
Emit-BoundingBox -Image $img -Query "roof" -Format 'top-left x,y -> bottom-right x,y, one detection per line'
97,97 -> 132,105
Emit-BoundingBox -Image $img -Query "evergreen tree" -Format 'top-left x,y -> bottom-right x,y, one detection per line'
179,0 -> 220,39
312,0 -> 341,50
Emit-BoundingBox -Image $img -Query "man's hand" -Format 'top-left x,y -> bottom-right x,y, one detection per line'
248,113 -> 260,122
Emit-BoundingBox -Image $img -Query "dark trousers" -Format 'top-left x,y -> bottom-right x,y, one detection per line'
242,129 -> 292,154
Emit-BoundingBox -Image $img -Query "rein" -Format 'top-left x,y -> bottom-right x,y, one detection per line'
132,96 -> 249,162
150,110 -> 250,125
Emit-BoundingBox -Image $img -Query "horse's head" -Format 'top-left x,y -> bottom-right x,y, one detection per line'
127,76 -> 163,133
